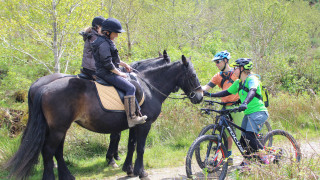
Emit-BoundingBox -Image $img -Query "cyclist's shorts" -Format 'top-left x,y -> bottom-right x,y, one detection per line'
241,111 -> 268,134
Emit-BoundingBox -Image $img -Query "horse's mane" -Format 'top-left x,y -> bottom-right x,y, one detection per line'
140,61 -> 182,78
130,56 -> 163,67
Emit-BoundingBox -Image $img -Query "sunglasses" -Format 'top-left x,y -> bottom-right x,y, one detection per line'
214,59 -> 223,64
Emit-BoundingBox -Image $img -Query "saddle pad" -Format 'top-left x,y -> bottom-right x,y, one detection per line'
95,82 -> 145,111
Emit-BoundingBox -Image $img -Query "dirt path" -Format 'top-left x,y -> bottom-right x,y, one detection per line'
107,140 -> 320,180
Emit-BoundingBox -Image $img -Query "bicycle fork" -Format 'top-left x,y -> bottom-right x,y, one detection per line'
206,135 -> 223,167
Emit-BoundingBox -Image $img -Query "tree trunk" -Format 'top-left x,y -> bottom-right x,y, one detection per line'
52,0 -> 60,73
126,22 -> 132,57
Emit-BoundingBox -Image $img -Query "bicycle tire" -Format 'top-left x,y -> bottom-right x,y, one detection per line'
186,135 -> 228,180
262,129 -> 302,163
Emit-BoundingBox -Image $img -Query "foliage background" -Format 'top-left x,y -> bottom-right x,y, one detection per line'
0,0 -> 319,179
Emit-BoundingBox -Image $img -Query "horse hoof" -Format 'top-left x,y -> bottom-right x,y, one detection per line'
140,177 -> 150,180
139,171 -> 148,179
111,163 -> 119,168
114,155 -> 121,161
108,161 -> 119,168
127,172 -> 136,177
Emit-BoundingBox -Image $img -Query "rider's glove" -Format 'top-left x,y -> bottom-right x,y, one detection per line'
239,103 -> 248,111
203,91 -> 211,97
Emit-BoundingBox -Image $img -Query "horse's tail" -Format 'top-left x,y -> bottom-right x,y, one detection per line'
5,88 -> 47,179
21,88 -> 33,141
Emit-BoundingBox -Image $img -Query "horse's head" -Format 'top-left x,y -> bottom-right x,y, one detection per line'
178,55 -> 203,104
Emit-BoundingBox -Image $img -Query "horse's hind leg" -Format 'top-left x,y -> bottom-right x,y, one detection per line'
106,132 -> 121,168
55,136 -> 75,180
122,128 -> 137,176
113,132 -> 121,160
42,131 -> 68,180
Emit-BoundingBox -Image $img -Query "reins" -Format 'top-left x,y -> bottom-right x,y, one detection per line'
132,68 -> 189,100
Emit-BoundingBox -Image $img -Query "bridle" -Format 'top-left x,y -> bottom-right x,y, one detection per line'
132,67 -> 201,100
181,66 -> 202,99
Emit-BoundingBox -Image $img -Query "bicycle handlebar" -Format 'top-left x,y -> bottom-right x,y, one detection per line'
201,107 -> 242,115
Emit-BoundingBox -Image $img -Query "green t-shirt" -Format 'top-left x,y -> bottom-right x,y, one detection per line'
227,75 -> 267,115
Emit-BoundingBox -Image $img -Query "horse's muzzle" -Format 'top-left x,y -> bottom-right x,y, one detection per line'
189,90 -> 203,104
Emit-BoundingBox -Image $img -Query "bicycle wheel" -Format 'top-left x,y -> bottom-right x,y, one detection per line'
198,124 -> 228,146
257,120 -> 272,146
186,135 -> 228,180
262,129 -> 301,164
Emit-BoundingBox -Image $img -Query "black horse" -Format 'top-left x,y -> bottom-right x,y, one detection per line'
6,55 -> 203,180
27,51 -> 171,168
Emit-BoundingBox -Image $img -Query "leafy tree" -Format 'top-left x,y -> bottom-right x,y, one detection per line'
0,0 -> 97,74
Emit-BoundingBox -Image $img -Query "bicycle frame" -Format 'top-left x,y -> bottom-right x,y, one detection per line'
218,116 -> 246,155
202,100 -> 248,158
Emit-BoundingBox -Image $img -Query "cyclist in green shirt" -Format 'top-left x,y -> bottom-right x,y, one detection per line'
203,58 -> 269,169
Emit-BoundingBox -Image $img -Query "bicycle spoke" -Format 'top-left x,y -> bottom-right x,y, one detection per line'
186,135 -> 228,179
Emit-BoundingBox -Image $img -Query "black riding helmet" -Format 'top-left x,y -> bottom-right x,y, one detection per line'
92,16 -> 105,28
230,58 -> 253,79
230,58 -> 253,70
101,18 -> 125,33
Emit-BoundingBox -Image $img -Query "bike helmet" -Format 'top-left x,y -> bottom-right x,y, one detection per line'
212,50 -> 231,62
101,18 -> 125,33
92,16 -> 105,27
230,58 -> 253,70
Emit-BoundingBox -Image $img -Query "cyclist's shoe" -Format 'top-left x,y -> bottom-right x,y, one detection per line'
227,157 -> 233,166
260,155 -> 270,165
236,161 -> 250,171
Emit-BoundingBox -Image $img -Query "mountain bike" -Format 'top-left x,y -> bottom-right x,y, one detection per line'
196,100 -> 272,148
185,101 -> 301,179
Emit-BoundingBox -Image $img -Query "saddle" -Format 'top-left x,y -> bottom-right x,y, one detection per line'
81,73 -> 145,112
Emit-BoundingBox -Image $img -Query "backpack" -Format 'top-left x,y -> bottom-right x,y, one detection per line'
261,85 -> 269,107
219,71 -> 234,89
238,75 -> 269,108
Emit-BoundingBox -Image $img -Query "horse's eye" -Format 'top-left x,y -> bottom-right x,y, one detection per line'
192,74 -> 196,78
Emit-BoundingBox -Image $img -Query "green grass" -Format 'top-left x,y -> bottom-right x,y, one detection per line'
0,94 -> 320,179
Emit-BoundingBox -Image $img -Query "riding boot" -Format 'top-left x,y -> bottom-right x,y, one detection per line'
135,97 -> 147,119
124,95 -> 147,128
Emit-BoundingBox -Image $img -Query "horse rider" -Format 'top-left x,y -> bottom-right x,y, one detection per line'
91,17 -> 147,128
80,16 -> 105,79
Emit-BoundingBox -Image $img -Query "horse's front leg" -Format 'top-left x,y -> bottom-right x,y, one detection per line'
106,132 -> 121,168
122,128 -> 136,176
134,123 -> 152,179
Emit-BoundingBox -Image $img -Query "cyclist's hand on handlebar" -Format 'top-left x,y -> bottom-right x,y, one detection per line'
203,91 -> 211,97
239,103 -> 248,111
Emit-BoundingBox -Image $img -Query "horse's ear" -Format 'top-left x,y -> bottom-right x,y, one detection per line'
163,50 -> 169,62
163,50 -> 167,56
182,55 -> 189,66
159,51 -> 163,58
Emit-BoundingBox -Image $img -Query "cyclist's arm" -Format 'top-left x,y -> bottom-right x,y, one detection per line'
204,90 -> 231,97
202,83 -> 216,91
243,88 -> 257,105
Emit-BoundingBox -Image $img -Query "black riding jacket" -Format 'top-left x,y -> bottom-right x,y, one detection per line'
80,29 -> 99,71
91,36 -> 120,77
